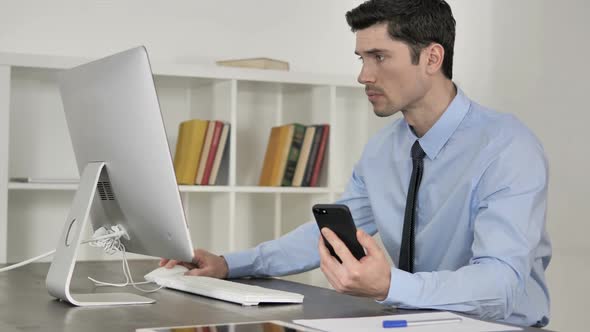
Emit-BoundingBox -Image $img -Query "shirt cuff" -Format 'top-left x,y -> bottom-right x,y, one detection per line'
223,248 -> 258,279
377,267 -> 424,307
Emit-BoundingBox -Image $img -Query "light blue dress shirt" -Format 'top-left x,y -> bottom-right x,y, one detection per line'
224,88 -> 551,327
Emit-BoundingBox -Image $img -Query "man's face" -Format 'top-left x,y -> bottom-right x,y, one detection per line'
355,23 -> 429,117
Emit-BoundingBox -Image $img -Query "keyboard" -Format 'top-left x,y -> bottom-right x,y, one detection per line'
151,275 -> 304,306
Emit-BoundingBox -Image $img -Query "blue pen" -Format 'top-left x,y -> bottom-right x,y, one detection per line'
382,317 -> 462,328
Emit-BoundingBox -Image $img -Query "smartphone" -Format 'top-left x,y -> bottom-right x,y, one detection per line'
312,204 -> 365,263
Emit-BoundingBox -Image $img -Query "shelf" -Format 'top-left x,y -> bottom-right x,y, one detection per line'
0,52 -> 360,87
0,50 -> 373,269
8,182 -> 78,191
208,186 -> 332,194
7,182 -> 332,194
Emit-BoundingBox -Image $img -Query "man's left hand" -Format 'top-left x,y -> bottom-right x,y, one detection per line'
319,227 -> 391,301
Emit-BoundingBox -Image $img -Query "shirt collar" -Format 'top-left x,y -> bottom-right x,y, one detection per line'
405,87 -> 471,160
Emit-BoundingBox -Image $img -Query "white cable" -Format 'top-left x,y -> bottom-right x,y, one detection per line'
87,243 -> 163,292
0,250 -> 56,272
0,229 -> 125,273
1,225 -> 163,293
86,226 -> 163,293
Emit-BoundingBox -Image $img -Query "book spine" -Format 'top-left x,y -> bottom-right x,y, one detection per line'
302,125 -> 324,187
310,125 -> 330,187
201,121 -> 224,185
292,126 -> 315,187
258,126 -> 282,186
209,123 -> 230,185
173,119 -> 208,185
271,125 -> 294,186
173,121 -> 190,184
213,126 -> 231,186
281,124 -> 306,186
195,121 -> 215,184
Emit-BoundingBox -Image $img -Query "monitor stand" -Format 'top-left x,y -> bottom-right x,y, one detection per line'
45,162 -> 155,306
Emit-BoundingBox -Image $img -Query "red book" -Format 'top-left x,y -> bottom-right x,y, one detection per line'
310,125 -> 329,187
201,121 -> 224,185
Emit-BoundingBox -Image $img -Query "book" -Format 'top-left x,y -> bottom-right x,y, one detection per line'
310,125 -> 329,187
281,123 -> 306,186
302,125 -> 324,187
271,125 -> 296,186
173,119 -> 209,185
195,121 -> 215,185
216,57 -> 290,71
259,126 -> 283,186
292,126 -> 316,187
201,121 -> 225,185
209,122 -> 230,185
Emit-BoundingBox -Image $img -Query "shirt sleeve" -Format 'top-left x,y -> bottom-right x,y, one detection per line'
379,132 -> 549,322
224,161 -> 377,278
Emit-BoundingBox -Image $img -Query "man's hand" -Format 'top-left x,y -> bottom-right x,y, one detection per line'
319,228 -> 391,301
159,249 -> 229,279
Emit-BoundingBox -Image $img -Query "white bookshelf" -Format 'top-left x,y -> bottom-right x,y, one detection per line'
0,52 -> 390,285
7,183 -> 334,194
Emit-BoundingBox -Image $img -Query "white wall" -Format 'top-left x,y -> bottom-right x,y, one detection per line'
1,0 -> 588,330
452,2 -> 590,331
0,0 -> 361,74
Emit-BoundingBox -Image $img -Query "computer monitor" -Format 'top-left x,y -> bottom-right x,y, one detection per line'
46,46 -> 194,306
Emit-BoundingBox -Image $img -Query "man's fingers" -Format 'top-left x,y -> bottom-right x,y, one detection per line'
356,229 -> 381,257
321,228 -> 357,267
318,235 -> 331,257
161,258 -> 198,270
164,259 -> 179,268
319,236 -> 343,272
179,262 -> 198,270
319,236 -> 338,261
192,249 -> 206,265
185,268 -> 207,276
321,262 -> 342,291
318,236 -> 344,290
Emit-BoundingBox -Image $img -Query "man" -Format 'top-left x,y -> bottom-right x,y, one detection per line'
161,0 -> 551,327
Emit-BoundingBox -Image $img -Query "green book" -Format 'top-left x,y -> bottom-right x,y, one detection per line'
281,123 -> 306,186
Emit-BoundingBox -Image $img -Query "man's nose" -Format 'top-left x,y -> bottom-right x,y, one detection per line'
357,64 -> 375,84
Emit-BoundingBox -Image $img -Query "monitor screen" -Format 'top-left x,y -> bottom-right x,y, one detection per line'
58,46 -> 194,262
46,46 -> 194,306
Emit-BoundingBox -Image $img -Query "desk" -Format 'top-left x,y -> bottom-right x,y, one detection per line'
0,261 -> 547,332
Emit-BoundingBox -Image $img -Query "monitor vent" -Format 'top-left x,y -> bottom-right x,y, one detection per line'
97,181 -> 115,201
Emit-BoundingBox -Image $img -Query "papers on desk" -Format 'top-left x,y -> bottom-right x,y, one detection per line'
293,311 -> 523,332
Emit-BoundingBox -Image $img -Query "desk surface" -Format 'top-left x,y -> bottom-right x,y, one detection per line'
0,261 -> 545,332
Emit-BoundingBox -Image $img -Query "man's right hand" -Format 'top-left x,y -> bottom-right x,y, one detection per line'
159,249 -> 229,279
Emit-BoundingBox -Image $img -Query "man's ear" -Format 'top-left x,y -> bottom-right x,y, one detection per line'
424,43 -> 445,75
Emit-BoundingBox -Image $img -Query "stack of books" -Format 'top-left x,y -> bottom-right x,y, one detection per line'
173,119 -> 230,185
259,123 -> 329,187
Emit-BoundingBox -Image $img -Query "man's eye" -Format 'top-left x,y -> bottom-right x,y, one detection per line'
357,56 -> 364,63
375,54 -> 385,62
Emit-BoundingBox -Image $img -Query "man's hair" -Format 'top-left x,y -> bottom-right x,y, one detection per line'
346,0 -> 456,80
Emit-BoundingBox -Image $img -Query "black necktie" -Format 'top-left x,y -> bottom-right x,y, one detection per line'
399,140 -> 426,273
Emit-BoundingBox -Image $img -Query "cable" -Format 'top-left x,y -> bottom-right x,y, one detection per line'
1,225 -> 163,293
0,229 -> 126,273
86,228 -> 163,292
0,250 -> 56,272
